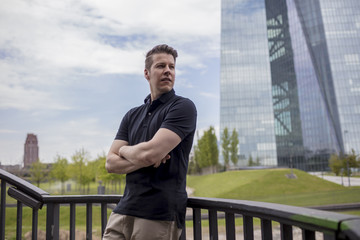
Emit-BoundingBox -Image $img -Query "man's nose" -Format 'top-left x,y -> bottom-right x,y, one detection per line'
164,66 -> 171,74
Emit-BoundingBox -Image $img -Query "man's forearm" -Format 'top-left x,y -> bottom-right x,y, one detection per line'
119,142 -> 162,167
106,153 -> 143,174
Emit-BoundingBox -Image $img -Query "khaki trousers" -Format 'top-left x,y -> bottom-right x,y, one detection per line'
103,212 -> 182,240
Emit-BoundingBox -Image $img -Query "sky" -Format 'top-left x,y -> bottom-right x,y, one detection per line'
0,0 -> 221,165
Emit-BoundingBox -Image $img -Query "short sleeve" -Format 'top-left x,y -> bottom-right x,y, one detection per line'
161,98 -> 197,140
115,110 -> 131,141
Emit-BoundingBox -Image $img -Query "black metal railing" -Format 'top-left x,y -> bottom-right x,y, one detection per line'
1,168 -> 360,240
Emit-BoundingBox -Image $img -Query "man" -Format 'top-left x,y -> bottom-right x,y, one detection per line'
103,44 -> 197,240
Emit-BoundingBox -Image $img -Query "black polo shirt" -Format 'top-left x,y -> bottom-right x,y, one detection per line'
113,89 -> 197,229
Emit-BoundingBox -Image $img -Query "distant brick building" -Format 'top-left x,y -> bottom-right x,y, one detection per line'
24,133 -> 39,167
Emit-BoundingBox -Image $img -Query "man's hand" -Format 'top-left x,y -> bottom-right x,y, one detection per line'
153,154 -> 171,168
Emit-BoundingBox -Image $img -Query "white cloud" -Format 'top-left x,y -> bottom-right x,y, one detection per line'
0,0 -> 220,109
0,84 -> 71,111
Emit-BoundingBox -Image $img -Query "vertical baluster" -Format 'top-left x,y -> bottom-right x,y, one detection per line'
261,219 -> 272,240
243,215 -> 254,240
46,203 -> 60,240
16,201 -> 23,240
0,180 -> 6,240
193,208 -> 202,240
302,229 -> 315,240
101,203 -> 107,237
86,203 -> 92,240
280,223 -> 292,240
225,212 -> 235,240
209,210 -> 218,240
32,208 -> 38,240
70,203 -> 76,240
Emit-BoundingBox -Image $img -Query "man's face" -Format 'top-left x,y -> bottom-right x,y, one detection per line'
144,53 -> 175,101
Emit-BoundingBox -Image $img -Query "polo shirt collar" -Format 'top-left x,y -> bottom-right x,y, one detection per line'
144,89 -> 175,104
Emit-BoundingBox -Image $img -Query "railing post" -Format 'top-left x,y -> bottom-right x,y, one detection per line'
261,219 -> 272,240
193,208 -> 202,240
86,203 -> 92,240
46,203 -> 60,240
32,208 -> 38,240
208,209 -> 218,240
101,203 -> 107,237
70,203 -> 76,240
0,180 -> 6,240
16,201 -> 23,240
280,223 -> 292,240
243,215 -> 254,240
302,229 -> 315,240
225,212 -> 235,240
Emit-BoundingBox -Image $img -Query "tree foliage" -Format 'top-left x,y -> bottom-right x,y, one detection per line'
248,155 -> 254,166
193,126 -> 219,172
95,153 -> 125,194
230,129 -> 239,166
70,148 -> 92,193
329,150 -> 359,176
343,149 -> 359,176
51,155 -> 70,194
30,160 -> 47,187
329,154 -> 342,176
248,155 -> 261,166
221,127 -> 231,169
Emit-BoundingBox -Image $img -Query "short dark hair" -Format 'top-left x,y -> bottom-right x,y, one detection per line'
145,44 -> 178,70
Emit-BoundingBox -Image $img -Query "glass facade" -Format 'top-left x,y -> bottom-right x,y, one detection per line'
220,0 -> 278,166
220,0 -> 360,170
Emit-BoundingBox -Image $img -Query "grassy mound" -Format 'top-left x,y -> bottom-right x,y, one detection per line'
187,168 -> 360,206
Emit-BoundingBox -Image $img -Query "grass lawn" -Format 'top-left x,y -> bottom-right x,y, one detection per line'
187,168 -> 360,206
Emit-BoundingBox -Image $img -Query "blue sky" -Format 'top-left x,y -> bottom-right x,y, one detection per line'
0,0 -> 221,165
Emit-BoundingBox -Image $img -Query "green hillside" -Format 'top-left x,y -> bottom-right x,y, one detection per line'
187,168 -> 360,206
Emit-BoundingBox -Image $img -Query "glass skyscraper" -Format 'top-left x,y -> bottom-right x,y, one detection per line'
220,0 -> 360,171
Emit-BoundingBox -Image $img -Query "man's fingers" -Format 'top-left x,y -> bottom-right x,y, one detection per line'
154,155 -> 171,167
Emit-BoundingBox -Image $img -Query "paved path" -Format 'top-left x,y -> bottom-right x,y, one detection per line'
310,172 -> 360,186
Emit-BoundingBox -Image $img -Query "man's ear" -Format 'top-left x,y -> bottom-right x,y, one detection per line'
144,69 -> 150,81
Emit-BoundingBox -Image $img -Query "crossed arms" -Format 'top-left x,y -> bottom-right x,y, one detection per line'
105,128 -> 181,174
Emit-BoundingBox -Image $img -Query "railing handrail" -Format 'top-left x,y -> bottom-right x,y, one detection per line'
187,197 -> 360,236
42,194 -> 121,204
0,169 -> 49,200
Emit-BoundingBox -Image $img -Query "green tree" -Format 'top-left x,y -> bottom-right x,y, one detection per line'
95,154 -> 125,194
329,154 -> 342,176
343,149 -> 359,176
70,148 -> 91,193
221,127 -> 231,170
329,150 -> 359,177
51,155 -> 70,194
208,126 -> 219,168
189,145 -> 201,175
230,128 -> 239,166
256,156 -> 261,166
248,155 -> 254,166
194,126 -> 219,172
30,160 -> 46,187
